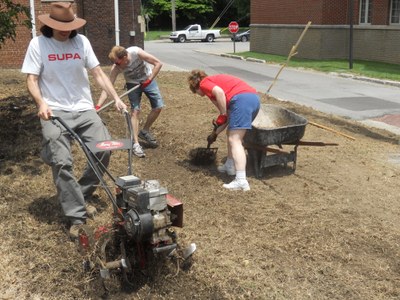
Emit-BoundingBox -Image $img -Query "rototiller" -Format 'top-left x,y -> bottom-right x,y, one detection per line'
51,110 -> 195,287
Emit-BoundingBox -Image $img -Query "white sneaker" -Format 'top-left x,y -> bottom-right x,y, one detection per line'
217,163 -> 236,176
132,143 -> 145,158
223,179 -> 250,191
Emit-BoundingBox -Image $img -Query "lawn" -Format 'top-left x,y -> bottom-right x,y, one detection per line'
236,51 -> 400,82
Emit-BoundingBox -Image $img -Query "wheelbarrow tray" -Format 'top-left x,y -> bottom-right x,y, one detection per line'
244,104 -> 308,146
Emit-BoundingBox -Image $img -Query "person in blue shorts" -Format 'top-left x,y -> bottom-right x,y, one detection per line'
188,70 -> 260,191
97,45 -> 164,157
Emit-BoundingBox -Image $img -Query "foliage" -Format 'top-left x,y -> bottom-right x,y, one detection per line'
143,0 -> 214,19
141,0 -> 250,30
232,0 -> 250,24
0,0 -> 31,47
211,0 -> 250,27
142,0 -> 218,29
177,0 -> 215,20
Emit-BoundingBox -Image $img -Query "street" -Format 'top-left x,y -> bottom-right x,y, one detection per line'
145,38 -> 400,135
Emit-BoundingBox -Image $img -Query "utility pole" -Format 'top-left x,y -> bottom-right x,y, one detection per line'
349,0 -> 354,69
171,0 -> 176,31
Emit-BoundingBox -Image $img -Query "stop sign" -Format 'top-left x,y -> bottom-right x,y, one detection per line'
228,21 -> 239,34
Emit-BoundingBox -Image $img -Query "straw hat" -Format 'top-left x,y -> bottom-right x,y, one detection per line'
38,2 -> 86,31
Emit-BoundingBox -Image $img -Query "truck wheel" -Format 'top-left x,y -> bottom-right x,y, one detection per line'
178,35 -> 186,43
206,34 -> 214,42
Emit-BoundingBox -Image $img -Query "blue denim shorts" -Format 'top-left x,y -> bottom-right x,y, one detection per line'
228,93 -> 260,130
126,80 -> 164,111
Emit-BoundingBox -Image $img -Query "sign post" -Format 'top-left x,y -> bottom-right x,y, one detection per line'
228,21 -> 239,53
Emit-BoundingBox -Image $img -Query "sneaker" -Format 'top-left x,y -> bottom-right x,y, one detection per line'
132,143 -> 146,157
217,163 -> 236,176
139,130 -> 158,148
69,223 -> 84,240
85,203 -> 97,218
223,179 -> 250,191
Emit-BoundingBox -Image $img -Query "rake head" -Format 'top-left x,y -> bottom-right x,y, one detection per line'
189,147 -> 218,165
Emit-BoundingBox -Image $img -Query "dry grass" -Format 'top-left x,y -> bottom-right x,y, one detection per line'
0,69 -> 400,299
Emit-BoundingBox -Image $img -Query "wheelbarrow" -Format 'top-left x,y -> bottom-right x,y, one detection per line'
244,104 -> 337,178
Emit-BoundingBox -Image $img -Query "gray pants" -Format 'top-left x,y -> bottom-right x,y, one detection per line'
40,110 -> 111,225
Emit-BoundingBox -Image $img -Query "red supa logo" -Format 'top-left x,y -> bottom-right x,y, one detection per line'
48,53 -> 82,61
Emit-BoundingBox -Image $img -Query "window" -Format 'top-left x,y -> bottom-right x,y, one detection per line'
359,0 -> 372,24
391,0 -> 400,24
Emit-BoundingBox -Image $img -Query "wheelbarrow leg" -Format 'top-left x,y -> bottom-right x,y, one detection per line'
293,144 -> 299,171
248,148 -> 263,178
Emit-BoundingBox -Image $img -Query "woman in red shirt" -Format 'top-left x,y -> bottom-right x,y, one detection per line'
188,70 -> 260,191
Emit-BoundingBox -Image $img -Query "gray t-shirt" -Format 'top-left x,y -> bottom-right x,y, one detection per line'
123,46 -> 152,84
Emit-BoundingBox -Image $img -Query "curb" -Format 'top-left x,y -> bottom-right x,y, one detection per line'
220,54 -> 243,60
245,57 -> 266,63
355,76 -> 400,88
220,54 -> 266,64
360,119 -> 400,136
331,72 -> 400,88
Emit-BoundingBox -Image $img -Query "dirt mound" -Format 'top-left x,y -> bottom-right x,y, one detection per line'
1,69 -> 400,299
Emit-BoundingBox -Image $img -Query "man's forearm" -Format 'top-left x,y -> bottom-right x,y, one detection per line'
26,75 -> 43,107
150,61 -> 163,80
97,90 -> 108,107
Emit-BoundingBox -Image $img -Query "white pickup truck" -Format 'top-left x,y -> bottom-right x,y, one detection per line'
170,24 -> 221,43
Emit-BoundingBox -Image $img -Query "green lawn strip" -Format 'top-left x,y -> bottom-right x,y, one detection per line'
236,51 -> 400,82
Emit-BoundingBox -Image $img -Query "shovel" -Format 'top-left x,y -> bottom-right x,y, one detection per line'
189,122 -> 219,165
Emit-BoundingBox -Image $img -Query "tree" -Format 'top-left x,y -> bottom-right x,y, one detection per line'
0,0 -> 31,47
141,0 -> 251,30
232,0 -> 250,24
142,0 -> 215,29
175,0 -> 215,20
210,0 -> 250,28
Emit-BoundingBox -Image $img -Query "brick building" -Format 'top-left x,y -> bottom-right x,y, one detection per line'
250,0 -> 400,64
0,0 -> 144,68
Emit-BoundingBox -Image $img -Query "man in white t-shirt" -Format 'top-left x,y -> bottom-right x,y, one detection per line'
21,2 -> 127,240
96,46 -> 164,157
